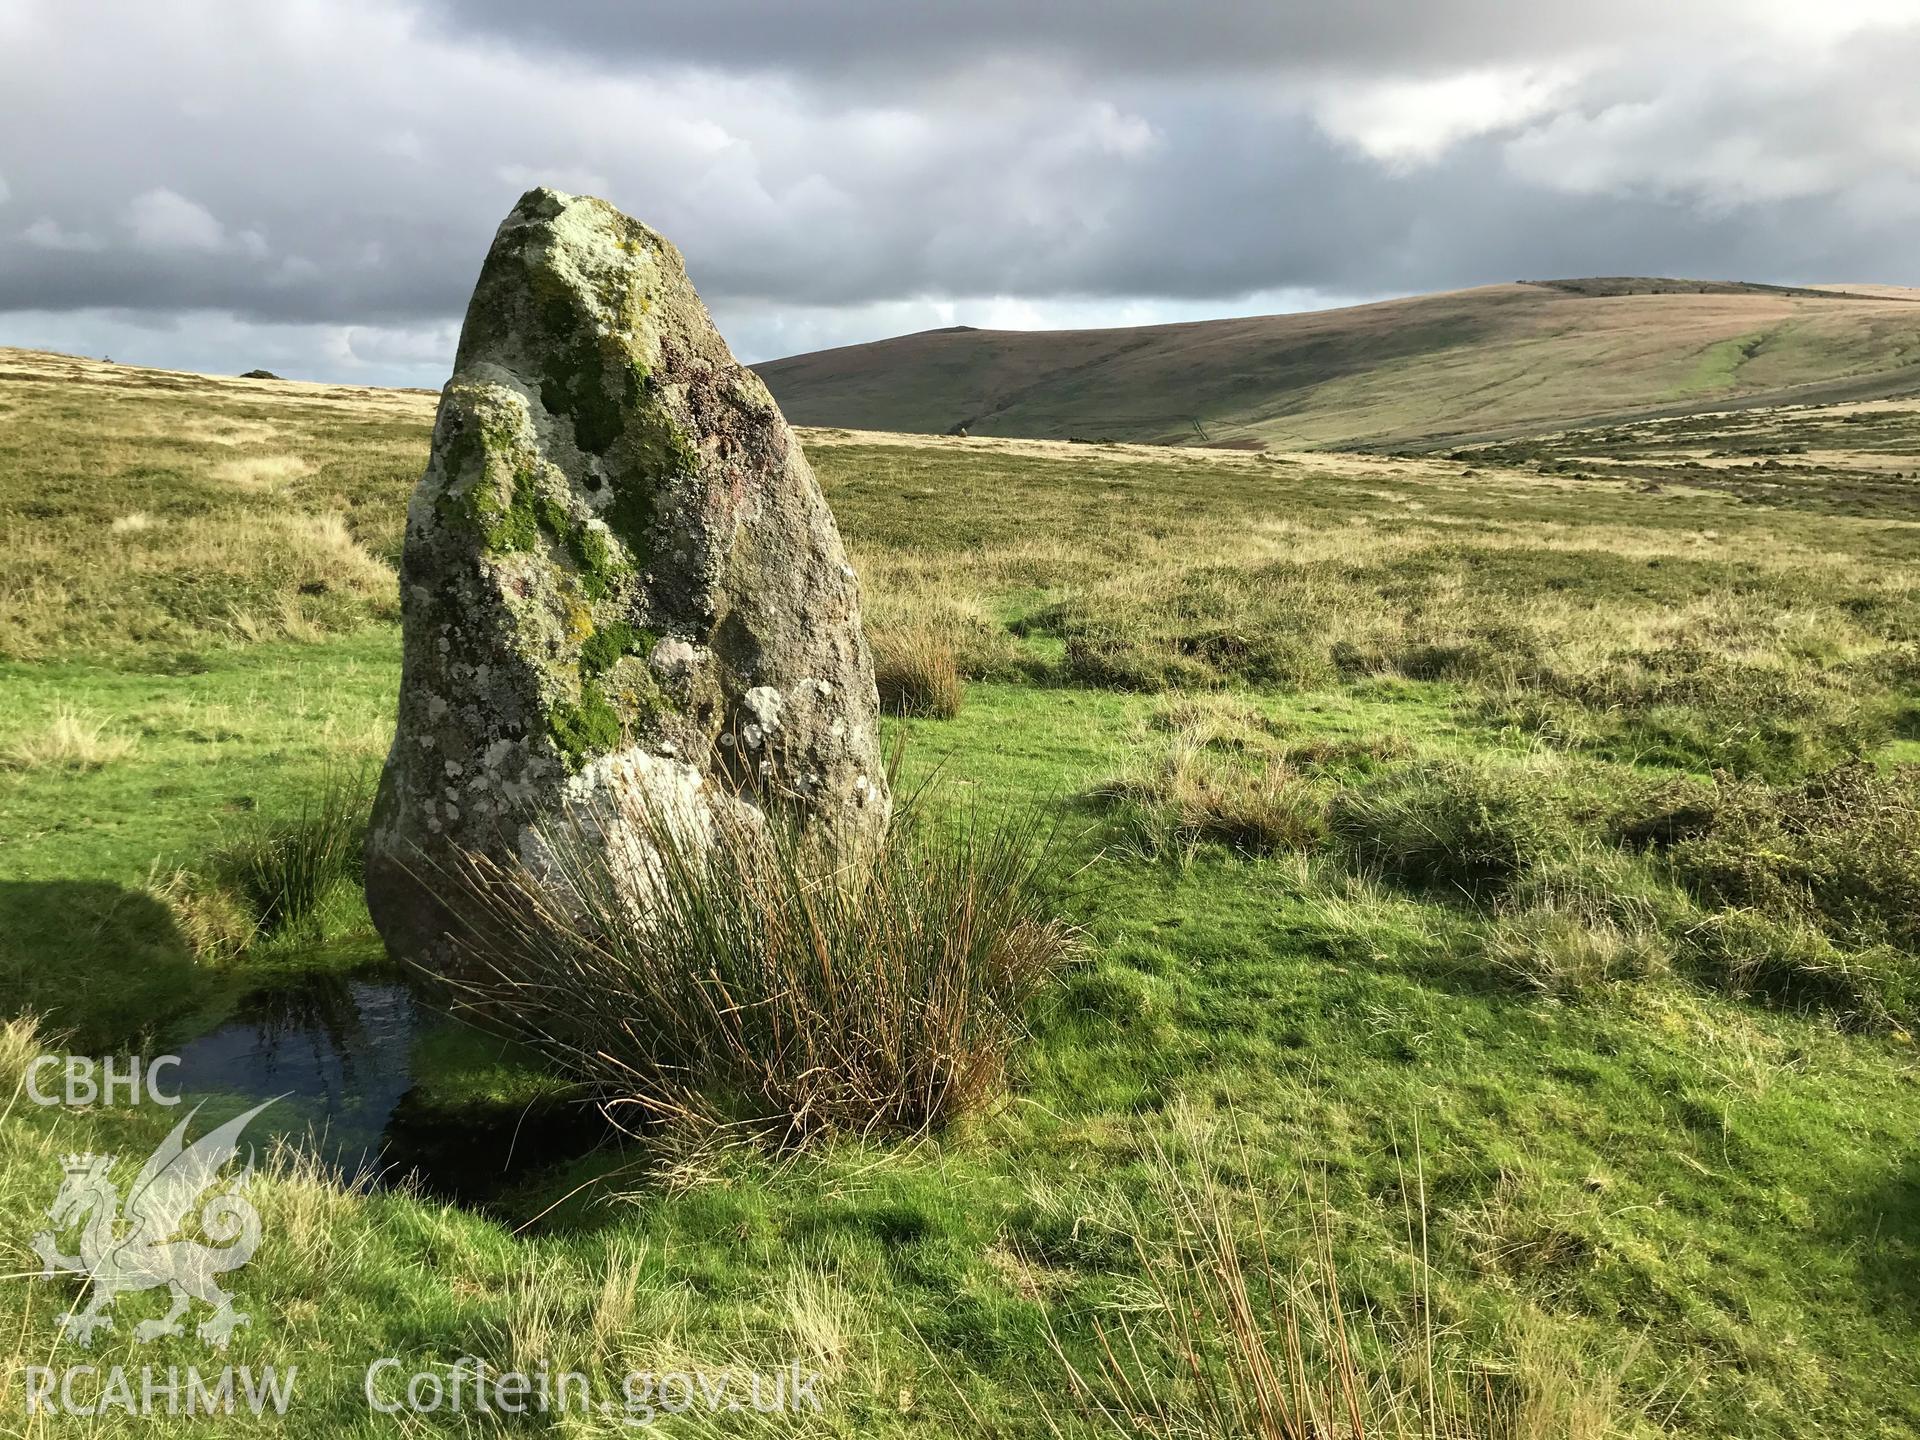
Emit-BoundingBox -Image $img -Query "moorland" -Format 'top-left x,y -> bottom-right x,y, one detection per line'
3,341 -> 1920,1436
756,278 -> 1920,451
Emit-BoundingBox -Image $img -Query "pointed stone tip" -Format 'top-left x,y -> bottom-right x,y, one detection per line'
372,181 -> 888,978
507,187 -> 659,245
510,186 -> 580,222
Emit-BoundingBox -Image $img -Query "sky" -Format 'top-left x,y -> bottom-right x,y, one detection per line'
0,0 -> 1915,386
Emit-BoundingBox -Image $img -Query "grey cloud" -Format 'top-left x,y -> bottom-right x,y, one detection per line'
422,0 -> 1732,80
0,0 -> 1913,384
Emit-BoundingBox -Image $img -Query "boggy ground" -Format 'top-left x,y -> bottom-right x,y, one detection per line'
3,349 -> 1920,1435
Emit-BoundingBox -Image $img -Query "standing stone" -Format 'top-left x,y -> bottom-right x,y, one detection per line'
367,188 -> 888,972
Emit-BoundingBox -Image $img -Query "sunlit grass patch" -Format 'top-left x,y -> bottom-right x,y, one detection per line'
871,624 -> 964,718
0,1011 -> 48,1097
0,703 -> 137,773
1046,1118 -> 1642,1440
3,358 -> 1919,1436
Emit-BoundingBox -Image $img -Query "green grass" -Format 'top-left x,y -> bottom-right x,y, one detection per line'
3,352 -> 1920,1435
1672,331 -> 1769,397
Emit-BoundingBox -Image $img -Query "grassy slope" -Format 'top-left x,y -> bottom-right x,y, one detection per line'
2,352 -> 1920,1434
755,280 -> 1920,450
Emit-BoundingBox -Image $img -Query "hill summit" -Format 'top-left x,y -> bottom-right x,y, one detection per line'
754,278 -> 1920,451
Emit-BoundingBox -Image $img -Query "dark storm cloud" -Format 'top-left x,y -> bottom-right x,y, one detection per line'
0,0 -> 1913,383
423,0 -> 1705,79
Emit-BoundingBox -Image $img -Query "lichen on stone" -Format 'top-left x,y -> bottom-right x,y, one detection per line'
539,335 -> 639,457
368,186 -> 890,976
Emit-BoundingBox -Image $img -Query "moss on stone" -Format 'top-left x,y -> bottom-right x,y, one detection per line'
562,519 -> 623,600
496,469 -> 545,551
441,421 -> 483,485
603,406 -> 696,561
437,401 -> 550,556
564,599 -> 595,646
603,483 -> 655,560
540,332 -> 639,458
548,679 -> 623,769
446,447 -> 632,606
580,620 -> 637,677
445,465 -> 537,554
550,619 -> 673,767
613,669 -> 667,727
530,489 -> 569,537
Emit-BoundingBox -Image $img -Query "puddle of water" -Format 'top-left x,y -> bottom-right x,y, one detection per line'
172,973 -> 421,1180
171,970 -> 611,1207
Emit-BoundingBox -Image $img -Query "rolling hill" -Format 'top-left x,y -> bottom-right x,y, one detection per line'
754,278 -> 1920,451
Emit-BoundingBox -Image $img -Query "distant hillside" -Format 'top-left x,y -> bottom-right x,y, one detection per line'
754,279 -> 1920,450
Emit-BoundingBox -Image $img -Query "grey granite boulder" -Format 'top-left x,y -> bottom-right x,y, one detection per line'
366,187 -> 888,972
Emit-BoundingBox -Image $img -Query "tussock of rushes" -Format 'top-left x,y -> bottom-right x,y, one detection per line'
209,771 -> 369,937
1144,692 -> 1412,776
0,703 -> 137,772
1668,762 -> 1920,952
870,625 -> 965,718
443,802 -> 1076,1141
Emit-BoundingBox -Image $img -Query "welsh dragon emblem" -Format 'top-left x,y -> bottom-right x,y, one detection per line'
30,1099 -> 275,1348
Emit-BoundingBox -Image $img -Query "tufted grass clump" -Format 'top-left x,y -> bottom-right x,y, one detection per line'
1093,746 -> 1325,862
0,1012 -> 49,1098
871,625 -> 965,718
1478,845 -> 1684,997
441,800 -> 1076,1141
1667,763 -> 1920,953
1481,903 -> 1670,999
1,704 -> 137,773
1487,655 -> 1893,781
143,863 -> 257,962
1328,759 -> 1577,901
1050,1121 -> 1633,1440
1678,911 -> 1916,1030
209,771 -> 371,938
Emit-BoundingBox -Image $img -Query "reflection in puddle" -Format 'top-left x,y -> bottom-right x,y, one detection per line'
171,971 -> 611,1208
173,974 -> 420,1180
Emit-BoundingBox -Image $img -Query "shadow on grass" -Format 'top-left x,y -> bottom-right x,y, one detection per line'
0,878 -> 207,1050
381,1089 -> 617,1223
1838,1164 -> 1920,1322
